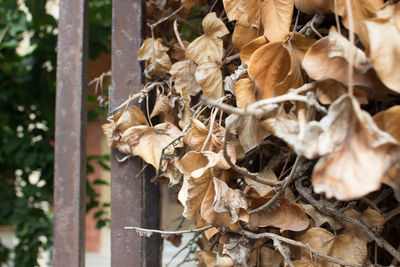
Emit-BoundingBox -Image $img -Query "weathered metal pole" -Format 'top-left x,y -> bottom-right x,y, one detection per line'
53,0 -> 89,266
111,0 -> 160,266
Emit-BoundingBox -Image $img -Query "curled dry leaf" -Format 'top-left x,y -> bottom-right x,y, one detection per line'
290,33 -> 317,66
312,95 -> 400,200
323,234 -> 367,267
247,189 -> 309,231
244,167 -> 277,197
195,250 -> 217,267
373,105 -> 400,142
150,93 -> 178,125
184,118 -> 225,152
101,106 -> 148,154
302,29 -> 390,94
121,122 -> 182,171
248,41 -> 303,100
220,233 -> 251,267
295,0 -> 330,15
330,0 -> 383,48
185,12 -> 229,65
169,60 -> 201,96
137,38 -> 172,77
201,177 -> 249,228
260,0 -> 295,42
240,35 -> 268,65
365,17 -> 400,93
316,79 -> 368,105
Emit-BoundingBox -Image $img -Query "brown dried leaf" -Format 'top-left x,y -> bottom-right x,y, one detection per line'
220,233 -> 251,267
248,246 -> 282,267
240,36 -> 268,65
295,0 -> 330,14
201,178 -> 249,228
290,33 -> 317,65
223,0 -> 261,28
323,234 -> 367,267
330,0 -> 384,48
244,168 -> 277,197
316,79 -> 368,105
169,60 -> 201,96
234,78 -> 256,108
233,24 -> 262,49
195,250 -> 217,267
297,227 -> 335,259
185,13 -> 228,65
302,30 -> 390,94
312,96 -> 400,200
292,260 -> 319,267
260,0 -> 295,42
248,190 -> 309,231
373,105 -> 400,142
195,62 -> 224,99
248,41 -> 303,100
365,17 -> 400,93
301,204 -> 342,230
166,234 -> 182,247
137,38 -> 171,77
121,123 -> 182,171
185,118 -> 225,152
150,94 -> 178,125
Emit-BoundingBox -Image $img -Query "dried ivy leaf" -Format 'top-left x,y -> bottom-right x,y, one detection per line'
248,41 -> 303,100
201,178 -> 249,228
297,227 -> 335,260
185,12 -> 229,65
373,105 -> 400,142
195,62 -> 224,99
290,33 -> 317,66
240,36 -> 268,65
232,24 -> 261,49
169,60 -> 201,96
223,0 -> 261,28
323,234 -> 367,267
292,260 -> 319,267
316,79 -> 368,105
260,0 -> 295,42
137,38 -> 171,77
301,204 -> 342,230
234,78 -> 256,108
248,246 -> 282,267
184,118 -> 225,152
150,94 -> 178,125
295,0 -> 330,14
121,123 -> 182,171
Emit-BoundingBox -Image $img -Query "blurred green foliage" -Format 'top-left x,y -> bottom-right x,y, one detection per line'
0,0 -> 111,265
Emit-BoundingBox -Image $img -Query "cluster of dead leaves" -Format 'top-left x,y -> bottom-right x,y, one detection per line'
102,0 -> 400,266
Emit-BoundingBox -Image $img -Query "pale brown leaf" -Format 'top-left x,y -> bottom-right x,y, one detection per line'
195,62 -> 224,99
169,60 -> 201,96
260,0 -> 295,42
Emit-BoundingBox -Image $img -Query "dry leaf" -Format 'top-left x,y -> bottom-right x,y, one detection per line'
290,33 -> 317,65
216,256 -> 235,267
233,24 -> 261,49
260,0 -> 295,42
240,36 -> 268,65
248,246 -> 282,267
169,60 -> 201,96
302,30 -> 390,94
167,234 -> 182,247
244,168 -> 277,197
323,234 -> 367,267
201,178 -> 249,228
312,95 -> 400,200
223,0 -> 261,28
373,105 -> 400,142
248,41 -> 303,100
150,94 -> 177,125
330,0 -> 383,48
248,190 -> 309,231
297,227 -> 335,259
195,250 -> 217,267
137,38 -> 171,77
302,204 -> 342,230
234,78 -> 256,108
185,12 -> 229,65
292,260 -> 319,267
220,233 -> 251,267
195,62 -> 224,99
365,17 -> 400,93
121,123 -> 182,171
295,0 -> 330,14
316,79 -> 368,105
184,118 -> 225,152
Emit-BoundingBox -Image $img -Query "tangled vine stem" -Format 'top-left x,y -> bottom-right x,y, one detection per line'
232,229 -> 364,267
124,225 -> 212,236
295,178 -> 400,263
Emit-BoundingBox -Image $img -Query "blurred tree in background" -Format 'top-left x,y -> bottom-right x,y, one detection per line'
0,0 -> 111,265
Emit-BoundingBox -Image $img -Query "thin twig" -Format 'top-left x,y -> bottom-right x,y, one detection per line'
173,19 -> 185,49
249,155 -> 303,214
124,225 -> 212,235
234,229 -> 363,267
295,178 -> 400,262
384,206 -> 400,222
345,0 -> 354,95
223,131 -> 284,186
334,0 -> 341,35
274,239 -> 294,267
148,6 -> 184,29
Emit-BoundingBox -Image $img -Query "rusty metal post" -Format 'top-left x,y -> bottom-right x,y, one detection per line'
53,0 -> 89,266
111,0 -> 160,266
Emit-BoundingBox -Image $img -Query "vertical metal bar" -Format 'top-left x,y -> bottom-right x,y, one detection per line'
111,0 -> 161,266
53,0 -> 89,266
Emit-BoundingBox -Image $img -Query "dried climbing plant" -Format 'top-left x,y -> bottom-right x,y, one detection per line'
101,0 -> 400,266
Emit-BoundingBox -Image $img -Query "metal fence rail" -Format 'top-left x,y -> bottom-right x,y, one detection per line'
54,0 -> 160,266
